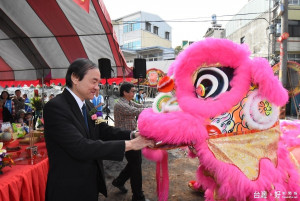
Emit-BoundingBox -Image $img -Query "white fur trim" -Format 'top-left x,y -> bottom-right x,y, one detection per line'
242,90 -> 279,130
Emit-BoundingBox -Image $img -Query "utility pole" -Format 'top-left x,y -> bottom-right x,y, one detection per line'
270,0 -> 277,62
268,0 -> 274,61
279,0 -> 289,88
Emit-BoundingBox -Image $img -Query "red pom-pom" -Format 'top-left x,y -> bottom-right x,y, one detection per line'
157,76 -> 174,92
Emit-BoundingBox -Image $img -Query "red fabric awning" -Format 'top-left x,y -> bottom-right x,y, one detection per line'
0,80 -> 40,88
100,78 -> 133,85
0,78 -> 134,88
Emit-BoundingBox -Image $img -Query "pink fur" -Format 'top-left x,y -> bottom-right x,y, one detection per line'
142,149 -> 169,201
138,109 -> 208,145
142,148 -> 166,162
280,120 -> 300,148
174,38 -> 253,118
138,38 -> 299,201
251,58 -> 289,106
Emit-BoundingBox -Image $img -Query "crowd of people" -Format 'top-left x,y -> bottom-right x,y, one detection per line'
0,89 -> 55,128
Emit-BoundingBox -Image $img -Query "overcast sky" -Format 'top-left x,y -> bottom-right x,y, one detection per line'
103,0 -> 249,48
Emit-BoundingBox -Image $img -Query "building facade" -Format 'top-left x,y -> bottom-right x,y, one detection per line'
112,11 -> 175,64
225,0 -> 300,117
225,0 -> 300,62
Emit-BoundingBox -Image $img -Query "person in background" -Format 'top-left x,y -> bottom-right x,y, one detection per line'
43,58 -> 154,201
15,109 -> 26,124
23,94 -> 32,113
142,92 -> 147,100
24,112 -> 33,126
113,82 -> 148,201
42,93 -> 48,102
91,90 -> 104,117
135,89 -> 144,104
0,98 -> 13,123
0,91 -> 14,117
49,94 -> 55,100
12,89 -> 25,117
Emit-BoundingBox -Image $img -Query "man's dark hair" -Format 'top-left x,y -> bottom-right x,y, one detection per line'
65,58 -> 97,88
15,89 -> 21,94
120,82 -> 134,97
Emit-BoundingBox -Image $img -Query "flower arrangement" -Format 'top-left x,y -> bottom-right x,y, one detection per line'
89,108 -> 98,120
0,142 -> 14,174
89,107 -> 107,124
28,97 -> 43,111
25,90 -> 43,111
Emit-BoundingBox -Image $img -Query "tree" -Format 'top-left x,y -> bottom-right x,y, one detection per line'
175,46 -> 183,56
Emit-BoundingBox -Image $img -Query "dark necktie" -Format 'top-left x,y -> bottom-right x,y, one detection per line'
82,104 -> 89,132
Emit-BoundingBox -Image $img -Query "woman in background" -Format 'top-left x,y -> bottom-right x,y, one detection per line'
0,98 -> 13,123
0,91 -> 14,117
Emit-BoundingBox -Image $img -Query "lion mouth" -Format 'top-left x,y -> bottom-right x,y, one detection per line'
151,141 -> 189,150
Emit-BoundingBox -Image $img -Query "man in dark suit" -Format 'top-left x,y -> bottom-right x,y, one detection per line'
44,58 -> 153,201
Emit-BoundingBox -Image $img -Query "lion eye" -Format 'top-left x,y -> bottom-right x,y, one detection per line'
194,67 -> 234,98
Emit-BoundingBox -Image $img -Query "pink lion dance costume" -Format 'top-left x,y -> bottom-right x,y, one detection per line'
138,38 -> 300,201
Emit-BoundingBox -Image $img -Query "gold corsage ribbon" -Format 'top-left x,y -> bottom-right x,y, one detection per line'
95,118 -> 108,125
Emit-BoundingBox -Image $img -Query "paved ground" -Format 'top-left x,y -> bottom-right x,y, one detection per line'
98,149 -> 205,201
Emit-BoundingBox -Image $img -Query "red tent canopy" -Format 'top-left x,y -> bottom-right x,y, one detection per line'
0,0 -> 132,81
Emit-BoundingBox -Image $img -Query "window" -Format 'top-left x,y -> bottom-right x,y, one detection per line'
123,23 -> 133,33
123,24 -> 129,33
165,32 -> 170,40
153,26 -> 159,35
288,54 -> 300,62
123,18 -> 141,33
288,0 -> 300,5
133,22 -> 141,31
288,20 -> 300,37
146,22 -> 151,32
240,36 -> 245,44
123,40 -> 141,50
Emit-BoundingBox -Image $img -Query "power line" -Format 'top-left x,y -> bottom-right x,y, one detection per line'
156,12 -> 266,21
0,17 -> 270,41
118,12 -> 266,24
121,18 -> 268,24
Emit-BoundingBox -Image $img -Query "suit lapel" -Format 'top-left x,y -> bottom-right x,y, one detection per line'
85,100 -> 95,139
62,89 -> 90,138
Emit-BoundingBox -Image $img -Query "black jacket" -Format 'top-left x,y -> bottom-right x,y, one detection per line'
1,106 -> 13,123
44,89 -> 130,201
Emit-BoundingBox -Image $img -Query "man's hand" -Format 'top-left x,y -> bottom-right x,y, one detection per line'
125,136 -> 155,151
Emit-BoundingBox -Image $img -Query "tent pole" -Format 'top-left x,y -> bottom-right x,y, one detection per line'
122,65 -> 125,83
41,67 -> 45,109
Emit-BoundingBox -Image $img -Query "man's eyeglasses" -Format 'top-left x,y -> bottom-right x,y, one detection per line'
130,90 -> 137,93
